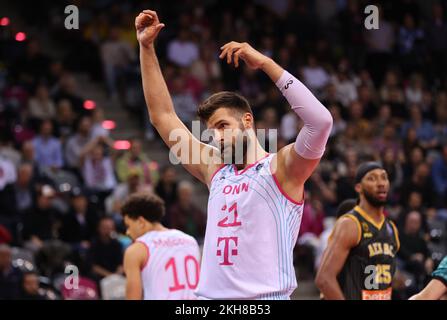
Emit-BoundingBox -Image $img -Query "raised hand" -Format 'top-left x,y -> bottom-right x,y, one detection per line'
135,10 -> 165,48
219,41 -> 269,69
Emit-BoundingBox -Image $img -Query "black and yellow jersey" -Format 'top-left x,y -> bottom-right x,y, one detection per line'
337,205 -> 400,300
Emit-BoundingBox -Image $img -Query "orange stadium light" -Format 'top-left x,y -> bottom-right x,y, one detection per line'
102,120 -> 116,130
114,140 -> 131,150
0,17 -> 10,26
83,99 -> 96,110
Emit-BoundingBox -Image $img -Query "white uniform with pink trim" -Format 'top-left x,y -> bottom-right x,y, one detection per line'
136,229 -> 201,300
195,154 -> 304,299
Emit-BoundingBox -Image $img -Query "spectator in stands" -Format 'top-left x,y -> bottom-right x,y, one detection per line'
32,120 -> 64,170
403,146 -> 425,177
12,39 -> 51,85
0,163 -> 36,221
374,104 -> 393,135
301,54 -> 330,97
357,84 -> 378,118
239,66 -> 264,108
405,73 -> 424,106
87,217 -> 123,281
398,210 -> 432,287
65,116 -> 94,172
90,107 -> 110,139
379,70 -> 405,118
280,109 -> 299,143
60,188 -> 97,247
348,100 -> 373,142
22,185 -> 60,252
167,181 -> 205,241
0,137 -> 21,168
100,27 -> 136,98
431,144 -> 447,207
296,193 -> 326,278
372,124 -> 401,158
20,141 -> 41,179
299,194 -> 325,239
401,105 -> 437,150
434,99 -> 447,146
364,4 -> 395,82
54,99 -> 76,141
0,155 -> 17,191
331,61 -> 358,108
397,13 -> 425,74
335,161 -> 358,202
27,84 -> 56,125
155,166 -> 178,211
80,135 -> 117,195
426,3 -> 447,83
167,29 -> 199,67
327,105 -> 346,138
190,44 -> 221,86
0,226 -> 12,245
0,244 -> 22,299
20,271 -> 47,300
105,169 -> 151,222
115,138 -> 159,189
380,147 -> 404,198
52,73 -> 84,113
400,162 -> 435,208
170,75 -> 197,124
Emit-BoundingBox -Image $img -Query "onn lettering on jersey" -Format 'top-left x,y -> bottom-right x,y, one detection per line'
222,182 -> 249,195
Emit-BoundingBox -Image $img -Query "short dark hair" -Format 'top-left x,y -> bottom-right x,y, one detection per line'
197,91 -> 253,122
121,193 -> 165,223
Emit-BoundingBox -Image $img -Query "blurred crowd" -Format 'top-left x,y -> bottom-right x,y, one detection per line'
1,0 -> 447,299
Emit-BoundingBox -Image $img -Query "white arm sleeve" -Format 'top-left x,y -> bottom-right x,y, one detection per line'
275,70 -> 333,159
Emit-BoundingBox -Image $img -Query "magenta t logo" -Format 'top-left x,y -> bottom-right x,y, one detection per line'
216,237 -> 238,266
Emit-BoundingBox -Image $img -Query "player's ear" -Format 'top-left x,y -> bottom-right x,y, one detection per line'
354,183 -> 362,194
242,112 -> 253,129
137,216 -> 146,226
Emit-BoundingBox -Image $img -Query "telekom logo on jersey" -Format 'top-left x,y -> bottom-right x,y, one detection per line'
216,181 -> 249,265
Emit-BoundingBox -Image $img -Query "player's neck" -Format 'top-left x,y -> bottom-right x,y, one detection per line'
142,223 -> 168,235
358,201 -> 384,222
151,223 -> 168,232
234,139 -> 268,171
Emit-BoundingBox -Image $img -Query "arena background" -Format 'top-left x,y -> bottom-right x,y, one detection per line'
0,0 -> 446,300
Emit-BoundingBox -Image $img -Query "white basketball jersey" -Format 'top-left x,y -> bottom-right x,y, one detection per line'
136,229 -> 201,300
195,154 -> 304,300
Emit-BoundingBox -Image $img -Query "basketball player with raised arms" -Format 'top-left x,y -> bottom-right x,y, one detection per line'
122,193 -> 201,300
135,10 -> 332,299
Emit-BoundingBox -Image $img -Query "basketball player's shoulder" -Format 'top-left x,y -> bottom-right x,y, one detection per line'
332,213 -> 362,247
124,240 -> 149,267
206,161 -> 227,186
169,229 -> 199,246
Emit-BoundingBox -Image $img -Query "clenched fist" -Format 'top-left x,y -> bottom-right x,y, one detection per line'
135,10 -> 165,48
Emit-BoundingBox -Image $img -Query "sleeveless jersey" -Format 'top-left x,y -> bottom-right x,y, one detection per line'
195,153 -> 304,300
136,229 -> 201,300
432,256 -> 447,287
338,205 -> 400,300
